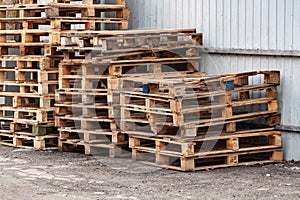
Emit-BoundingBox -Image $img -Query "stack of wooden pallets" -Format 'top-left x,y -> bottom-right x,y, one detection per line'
120,71 -> 283,171
0,0 -> 61,150
55,28 -> 203,156
53,0 -> 130,156
0,0 -> 129,150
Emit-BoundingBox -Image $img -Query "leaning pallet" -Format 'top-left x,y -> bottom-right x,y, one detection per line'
120,70 -> 282,171
55,29 -> 203,156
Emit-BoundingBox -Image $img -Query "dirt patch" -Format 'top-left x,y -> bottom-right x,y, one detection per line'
0,145 -> 299,200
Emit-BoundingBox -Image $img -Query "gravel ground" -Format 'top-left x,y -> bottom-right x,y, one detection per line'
0,145 -> 299,200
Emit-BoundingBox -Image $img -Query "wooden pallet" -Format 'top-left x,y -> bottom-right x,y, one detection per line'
0,94 -> 54,108
129,129 -> 282,158
55,116 -> 117,131
59,32 -> 202,52
119,71 -> 280,136
0,56 -> 61,70
81,56 -> 200,77
11,122 -> 57,135
120,86 -> 279,127
0,18 -> 128,31
131,147 -> 283,172
0,45 -> 59,56
0,4 -> 129,19
0,122 -> 58,150
13,133 -> 58,150
0,106 -> 55,125
121,113 -> 281,138
4,0 -> 126,6
129,128 -> 283,172
0,82 -> 58,95
58,139 -> 129,157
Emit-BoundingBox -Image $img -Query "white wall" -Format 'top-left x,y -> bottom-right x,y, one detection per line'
128,0 -> 300,51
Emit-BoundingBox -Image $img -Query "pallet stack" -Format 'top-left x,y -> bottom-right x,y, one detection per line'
0,0 -> 61,150
0,0 -> 128,150
120,71 -> 283,171
55,28 -> 203,156
53,0 -> 130,156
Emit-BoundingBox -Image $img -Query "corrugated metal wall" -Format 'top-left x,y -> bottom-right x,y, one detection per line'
127,0 -> 300,160
128,0 -> 300,50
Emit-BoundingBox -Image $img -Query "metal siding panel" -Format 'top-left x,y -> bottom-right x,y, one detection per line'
163,0 -> 171,28
291,58 -> 300,126
282,132 -> 300,161
169,0 -> 177,28
196,0 -> 203,32
285,0 -> 294,50
176,0 -> 184,28
203,0 -> 210,47
209,0 -> 217,47
238,0 -> 246,49
253,0 -> 262,49
277,0 -> 285,50
269,0 -> 277,49
216,0 -> 224,48
231,0 -> 239,48
188,0 -> 196,28
294,0 -> 300,49
245,0 -> 254,49
223,0 -> 231,48
261,0 -> 269,49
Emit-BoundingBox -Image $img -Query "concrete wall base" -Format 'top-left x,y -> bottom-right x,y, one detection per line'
282,132 -> 300,161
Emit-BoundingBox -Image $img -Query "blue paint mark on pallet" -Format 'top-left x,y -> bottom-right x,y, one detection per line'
226,80 -> 235,91
143,84 -> 149,94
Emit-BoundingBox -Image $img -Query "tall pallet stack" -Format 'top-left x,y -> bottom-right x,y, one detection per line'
55,28 -> 203,156
54,0 -> 130,156
120,71 -> 283,171
0,0 -> 129,150
0,0 -> 63,149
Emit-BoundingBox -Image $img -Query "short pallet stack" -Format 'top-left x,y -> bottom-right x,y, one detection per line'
55,28 -> 203,156
120,71 -> 283,171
